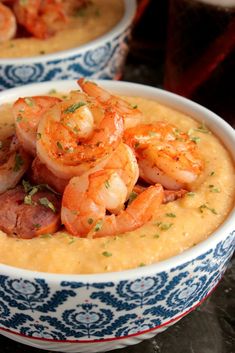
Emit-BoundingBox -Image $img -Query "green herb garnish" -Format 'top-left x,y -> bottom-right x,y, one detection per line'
24,98 -> 34,107
166,213 -> 176,218
194,122 -> 210,134
190,136 -> 201,144
13,153 -> 24,172
39,197 -> 56,213
187,192 -> 195,197
94,220 -> 103,232
102,251 -> 112,257
57,141 -> 63,150
104,180 -> 110,189
199,204 -> 217,215
63,102 -> 86,114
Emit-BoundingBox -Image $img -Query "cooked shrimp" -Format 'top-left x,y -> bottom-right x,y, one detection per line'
104,142 -> 139,201
0,135 -> 31,194
13,0 -> 66,39
62,166 -> 164,237
124,122 -> 204,190
78,78 -> 144,128
0,2 -> 16,42
36,99 -> 124,179
61,142 -> 139,214
13,96 -> 61,156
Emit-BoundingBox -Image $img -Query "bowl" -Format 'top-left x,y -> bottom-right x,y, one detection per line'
0,80 -> 234,353
0,0 -> 136,90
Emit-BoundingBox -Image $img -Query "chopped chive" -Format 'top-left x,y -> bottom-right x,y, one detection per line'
94,220 -> 103,232
102,251 -> 112,257
13,153 -> 24,172
24,194 -> 33,205
16,115 -> 23,122
194,122 -> 210,134
165,213 -> 176,218
128,191 -> 138,205
199,204 -> 217,215
190,136 -> 201,144
210,171 -> 215,176
33,223 -> 41,229
153,234 -> 160,238
88,218 -> 93,224
139,262 -> 146,267
134,142 -> 140,149
39,197 -> 56,213
40,233 -> 52,239
132,104 -> 138,109
104,180 -> 110,189
57,141 -> 63,150
24,98 -> 34,107
68,237 -> 76,245
154,222 -> 173,231
37,132 -> 42,140
22,180 -> 32,193
63,102 -> 86,114
187,192 -> 195,197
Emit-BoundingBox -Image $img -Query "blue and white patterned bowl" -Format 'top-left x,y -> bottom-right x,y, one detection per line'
0,0 -> 136,90
0,80 -> 234,353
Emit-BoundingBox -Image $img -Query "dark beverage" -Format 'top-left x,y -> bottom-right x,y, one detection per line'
164,0 -> 235,124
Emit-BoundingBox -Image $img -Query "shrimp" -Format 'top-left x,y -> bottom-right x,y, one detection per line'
61,142 -> 139,215
0,135 -> 31,194
78,78 -> 144,128
104,142 -> 139,202
62,166 -> 164,237
13,0 -> 66,39
36,98 -> 124,179
0,2 -> 16,42
13,95 -> 61,156
124,122 -> 204,190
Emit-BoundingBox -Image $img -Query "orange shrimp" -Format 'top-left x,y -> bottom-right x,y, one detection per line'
0,2 -> 16,42
62,166 -> 164,237
13,0 -> 66,39
78,78 -> 144,128
36,98 -> 124,179
124,122 -> 204,190
13,96 -> 61,156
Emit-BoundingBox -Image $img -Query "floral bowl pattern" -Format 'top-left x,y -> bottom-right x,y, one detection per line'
0,80 -> 234,353
0,0 -> 136,90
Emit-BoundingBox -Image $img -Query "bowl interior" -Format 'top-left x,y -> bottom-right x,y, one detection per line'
0,79 -> 234,282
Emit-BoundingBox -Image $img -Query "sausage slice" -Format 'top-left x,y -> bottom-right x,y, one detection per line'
0,186 -> 61,239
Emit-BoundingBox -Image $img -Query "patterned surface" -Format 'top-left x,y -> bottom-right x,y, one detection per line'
0,231 -> 234,345
0,29 -> 130,90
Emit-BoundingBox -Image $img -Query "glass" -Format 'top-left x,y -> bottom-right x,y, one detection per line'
164,0 -> 235,123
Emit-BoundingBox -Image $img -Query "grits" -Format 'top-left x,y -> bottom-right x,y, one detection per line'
0,0 -> 124,58
0,96 -> 234,274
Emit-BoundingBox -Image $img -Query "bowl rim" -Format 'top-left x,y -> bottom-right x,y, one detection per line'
0,79 -> 234,282
0,0 -> 136,65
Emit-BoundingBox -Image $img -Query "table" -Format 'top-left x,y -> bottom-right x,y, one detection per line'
1,1 -> 234,352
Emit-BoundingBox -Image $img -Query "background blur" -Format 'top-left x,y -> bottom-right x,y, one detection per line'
124,0 -> 235,127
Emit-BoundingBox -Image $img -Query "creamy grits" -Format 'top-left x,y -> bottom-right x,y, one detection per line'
0,96 -> 234,274
0,0 -> 124,58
